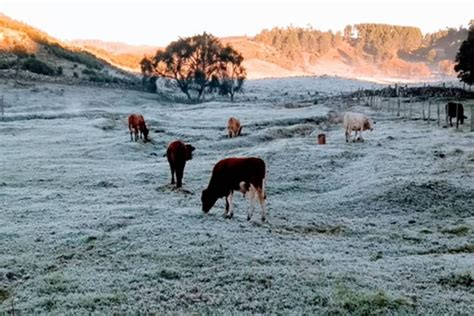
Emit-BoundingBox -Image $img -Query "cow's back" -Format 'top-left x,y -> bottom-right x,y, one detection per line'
167,140 -> 186,165
212,157 -> 265,188
128,114 -> 144,127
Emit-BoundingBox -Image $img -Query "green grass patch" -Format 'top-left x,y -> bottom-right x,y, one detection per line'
438,272 -> 473,288
328,285 -> 414,315
0,287 -> 11,302
441,225 -> 470,236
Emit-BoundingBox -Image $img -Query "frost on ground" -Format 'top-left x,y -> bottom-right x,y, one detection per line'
0,77 -> 473,314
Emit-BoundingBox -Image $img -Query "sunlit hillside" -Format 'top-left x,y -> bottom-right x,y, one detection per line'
0,14 -> 137,84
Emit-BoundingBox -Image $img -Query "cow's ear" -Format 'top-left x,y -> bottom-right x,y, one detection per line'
187,144 -> 196,152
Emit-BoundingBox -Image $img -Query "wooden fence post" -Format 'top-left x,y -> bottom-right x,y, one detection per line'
471,104 -> 474,132
437,102 -> 440,126
428,99 -> 431,124
409,95 -> 412,119
397,94 -> 401,117
422,99 -> 425,120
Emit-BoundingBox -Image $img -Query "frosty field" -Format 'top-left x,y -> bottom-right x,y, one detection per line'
0,77 -> 473,314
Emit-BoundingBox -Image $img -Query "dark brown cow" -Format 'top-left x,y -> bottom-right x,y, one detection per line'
202,157 -> 267,221
128,114 -> 149,142
166,140 -> 195,188
445,102 -> 467,128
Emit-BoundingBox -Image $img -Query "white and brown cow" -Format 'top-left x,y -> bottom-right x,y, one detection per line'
227,117 -> 242,138
343,112 -> 374,142
201,157 -> 267,222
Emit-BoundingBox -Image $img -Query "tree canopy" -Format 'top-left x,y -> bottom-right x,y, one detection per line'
454,25 -> 474,86
140,33 -> 246,101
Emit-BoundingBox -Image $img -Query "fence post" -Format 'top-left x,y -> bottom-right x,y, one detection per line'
409,95 -> 412,119
437,102 -> 440,126
428,100 -> 431,124
397,92 -> 401,117
471,104 -> 474,132
422,99 -> 425,121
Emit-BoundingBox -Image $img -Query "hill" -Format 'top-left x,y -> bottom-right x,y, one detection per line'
73,24 -> 468,81
0,13 -> 139,86
0,13 -> 469,82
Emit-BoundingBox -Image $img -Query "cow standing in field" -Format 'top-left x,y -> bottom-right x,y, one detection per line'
128,114 -> 149,142
227,117 -> 242,138
202,157 -> 267,222
343,112 -> 374,142
445,102 -> 467,128
166,140 -> 195,188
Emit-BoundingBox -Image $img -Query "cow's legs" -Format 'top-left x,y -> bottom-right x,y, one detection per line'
134,128 -> 139,141
345,129 -> 350,142
169,165 -> 175,185
247,185 -> 256,221
225,192 -> 234,218
257,187 -> 266,222
176,165 -> 184,188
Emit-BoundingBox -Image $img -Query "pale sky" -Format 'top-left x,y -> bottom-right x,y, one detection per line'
0,0 -> 472,46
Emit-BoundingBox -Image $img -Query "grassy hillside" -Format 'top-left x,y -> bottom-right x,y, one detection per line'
1,13 -> 468,81
0,14 -> 138,86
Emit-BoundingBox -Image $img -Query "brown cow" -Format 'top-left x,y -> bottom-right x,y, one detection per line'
166,140 -> 195,188
128,114 -> 149,142
202,157 -> 267,221
227,117 -> 242,138
445,102 -> 467,128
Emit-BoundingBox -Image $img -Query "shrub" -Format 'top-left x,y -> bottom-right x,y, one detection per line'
22,58 -> 56,76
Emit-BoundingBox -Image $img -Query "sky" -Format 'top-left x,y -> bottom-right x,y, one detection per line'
0,0 -> 472,46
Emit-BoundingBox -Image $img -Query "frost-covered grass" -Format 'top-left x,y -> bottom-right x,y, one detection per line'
0,77 -> 473,314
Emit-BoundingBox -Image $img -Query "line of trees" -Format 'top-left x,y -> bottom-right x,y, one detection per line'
140,33 -> 246,102
254,24 -> 469,64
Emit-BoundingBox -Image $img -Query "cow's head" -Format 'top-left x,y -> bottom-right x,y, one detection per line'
186,144 -> 196,160
364,118 -> 374,131
201,188 -> 218,213
143,126 -> 149,141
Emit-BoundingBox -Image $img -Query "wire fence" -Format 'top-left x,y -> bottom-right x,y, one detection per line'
344,84 -> 474,132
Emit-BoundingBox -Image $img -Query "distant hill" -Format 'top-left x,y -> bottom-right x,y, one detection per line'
73,24 -> 468,81
0,13 -> 469,82
0,13 -> 138,85
69,39 -> 158,72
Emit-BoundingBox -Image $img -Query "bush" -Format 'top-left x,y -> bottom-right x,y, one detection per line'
0,59 -> 16,69
56,66 -> 63,75
45,43 -> 103,70
81,68 -> 96,76
22,58 -> 56,76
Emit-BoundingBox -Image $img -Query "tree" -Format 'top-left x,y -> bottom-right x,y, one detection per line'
218,45 -> 246,101
141,33 -> 246,101
454,25 -> 474,86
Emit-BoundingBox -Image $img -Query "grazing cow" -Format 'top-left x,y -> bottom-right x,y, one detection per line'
343,112 -> 374,142
166,140 -> 195,188
202,157 -> 267,222
227,117 -> 242,138
445,102 -> 467,128
128,114 -> 149,142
